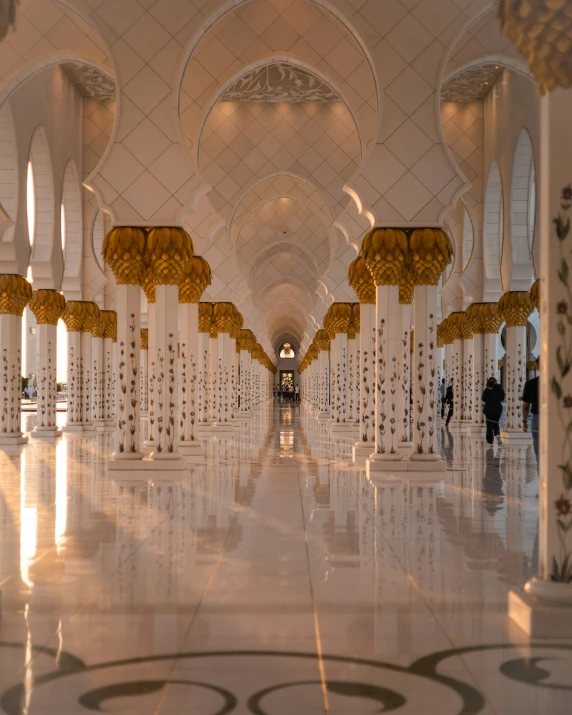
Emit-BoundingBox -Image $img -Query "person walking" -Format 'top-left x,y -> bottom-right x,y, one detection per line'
522,361 -> 539,464
295,384 -> 300,401
482,376 -> 505,445
443,382 -> 454,427
440,378 -> 446,419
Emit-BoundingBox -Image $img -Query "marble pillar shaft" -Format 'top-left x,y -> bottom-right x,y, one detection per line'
81,331 -> 93,426
398,302 -> 412,445
217,332 -> 231,423
66,331 -> 83,427
374,285 -> 400,455
452,338 -> 463,427
348,337 -> 356,421
209,337 -> 219,421
151,284 -> 179,457
140,348 -> 148,415
504,325 -> 527,431
179,302 -> 199,443
104,337 -> 114,423
410,285 -> 439,459
359,303 -> 375,444
198,331 -> 210,423
239,349 -> 251,413
472,333 -> 485,426
0,314 -> 24,440
113,284 -> 142,458
36,323 -> 58,431
92,335 -> 105,423
462,337 -> 473,422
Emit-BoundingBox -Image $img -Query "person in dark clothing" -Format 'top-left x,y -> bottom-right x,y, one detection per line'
440,378 -> 446,418
443,383 -> 454,426
482,376 -> 505,445
522,368 -> 539,464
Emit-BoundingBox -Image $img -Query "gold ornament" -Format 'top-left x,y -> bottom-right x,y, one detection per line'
325,303 -> 352,337
526,358 -> 539,372
530,278 -> 540,311
179,256 -> 212,303
349,302 -> 360,338
0,274 -> 32,316
499,291 -> 533,327
499,0 -> 572,95
102,227 -> 147,285
147,227 -> 193,285
498,358 -> 504,370
437,323 -> 444,348
213,302 -> 235,334
142,269 -> 156,304
361,228 -> 408,286
29,289 -> 65,325
61,301 -> 100,333
465,303 -> 484,335
198,302 -> 213,333
141,329 -> 149,350
479,303 -> 503,334
439,318 -> 454,345
409,228 -> 453,286
102,311 -> 117,341
348,256 -> 375,304
230,308 -> 243,339
315,329 -> 330,352
92,313 -> 107,338
399,281 -> 414,305
237,329 -> 254,352
448,311 -> 472,340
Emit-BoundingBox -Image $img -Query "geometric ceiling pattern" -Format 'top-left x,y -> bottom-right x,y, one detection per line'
236,197 -> 330,278
199,100 -> 361,222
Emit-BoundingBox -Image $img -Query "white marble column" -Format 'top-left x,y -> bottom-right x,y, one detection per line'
499,292 -> 532,445
0,278 -> 30,445
509,85 -> 572,633
409,283 -> 445,468
237,329 -> 253,419
150,284 -> 180,459
103,313 -> 116,426
449,312 -> 464,431
143,297 -> 156,447
140,329 -> 148,417
112,286 -> 142,458
198,329 -> 211,426
398,300 -> 412,452
354,302 -> 375,460
462,330 -> 474,426
28,288 -> 65,439
348,309 -> 358,426
179,302 -> 203,456
470,326 -> 485,434
92,325 -> 105,428
209,328 -> 219,422
368,285 -> 403,469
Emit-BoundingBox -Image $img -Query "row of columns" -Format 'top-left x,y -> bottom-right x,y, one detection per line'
300,227 -> 451,474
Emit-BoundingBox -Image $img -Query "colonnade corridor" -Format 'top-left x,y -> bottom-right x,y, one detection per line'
0,403 -> 567,714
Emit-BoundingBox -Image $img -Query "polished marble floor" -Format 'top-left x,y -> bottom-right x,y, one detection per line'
0,405 -> 570,714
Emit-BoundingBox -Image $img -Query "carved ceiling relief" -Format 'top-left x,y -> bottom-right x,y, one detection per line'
441,64 -> 504,103
62,63 -> 116,101
221,63 -> 341,103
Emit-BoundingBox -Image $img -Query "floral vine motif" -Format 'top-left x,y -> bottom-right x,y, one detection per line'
465,353 -> 473,421
401,330 -> 410,442
156,348 -> 165,450
105,349 -> 112,419
148,362 -> 156,440
2,350 -> 8,433
68,345 -> 77,423
377,319 -> 387,453
189,351 -> 196,439
428,316 -> 436,450
180,342 -> 187,439
355,347 -> 360,423
166,335 -> 175,452
550,184 -> 572,582
117,315 -> 138,452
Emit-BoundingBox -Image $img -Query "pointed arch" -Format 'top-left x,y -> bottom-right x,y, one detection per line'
510,128 -> 536,280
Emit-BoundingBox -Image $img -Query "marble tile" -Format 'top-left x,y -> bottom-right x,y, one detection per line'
0,406 -> 569,713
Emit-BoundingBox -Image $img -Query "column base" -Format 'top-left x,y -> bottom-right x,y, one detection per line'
353,441 -> 374,461
0,434 -> 28,445
196,423 -> 214,436
149,451 -> 184,461
317,411 -> 330,423
367,452 -> 407,474
62,423 -> 86,433
179,441 -> 205,459
107,457 -> 187,475
500,428 -> 532,445
211,422 -> 236,435
234,412 -> 251,422
509,583 -> 572,637
111,451 -> 143,461
448,420 -> 470,433
329,422 -> 358,436
467,424 -> 486,435
31,427 -> 62,439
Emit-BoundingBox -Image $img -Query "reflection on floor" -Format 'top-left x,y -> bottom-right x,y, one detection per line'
0,406 -> 569,714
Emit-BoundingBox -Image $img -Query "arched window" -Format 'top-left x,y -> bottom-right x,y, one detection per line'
61,160 -> 83,295
27,127 -> 54,263
280,342 -> 296,359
